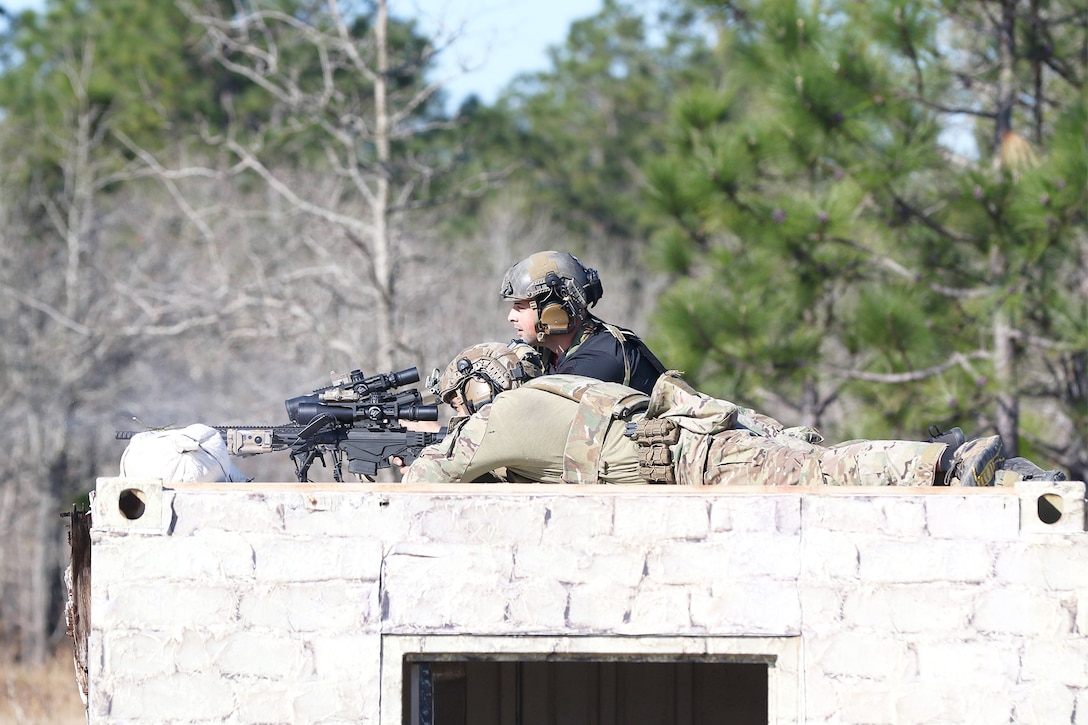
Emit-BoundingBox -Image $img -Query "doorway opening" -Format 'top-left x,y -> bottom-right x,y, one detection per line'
405,657 -> 769,725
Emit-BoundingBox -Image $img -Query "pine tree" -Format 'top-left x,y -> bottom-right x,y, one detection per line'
457,1 -> 717,257
645,0 -> 1086,476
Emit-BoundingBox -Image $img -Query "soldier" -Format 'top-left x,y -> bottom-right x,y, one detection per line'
404,342 -> 1030,487
499,250 -> 667,395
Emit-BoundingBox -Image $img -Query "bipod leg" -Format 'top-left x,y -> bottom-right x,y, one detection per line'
292,448 -> 318,482
332,448 -> 345,483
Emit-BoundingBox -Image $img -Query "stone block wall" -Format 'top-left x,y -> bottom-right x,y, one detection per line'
85,477 -> 1088,724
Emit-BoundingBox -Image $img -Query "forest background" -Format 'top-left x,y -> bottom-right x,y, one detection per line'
0,0 -> 1083,680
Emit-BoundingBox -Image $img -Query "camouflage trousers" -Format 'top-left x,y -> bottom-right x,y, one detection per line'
687,428 -> 946,487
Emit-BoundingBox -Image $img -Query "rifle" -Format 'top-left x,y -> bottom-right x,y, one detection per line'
116,366 -> 445,482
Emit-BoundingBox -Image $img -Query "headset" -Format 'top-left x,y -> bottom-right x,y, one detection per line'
533,270 -> 602,337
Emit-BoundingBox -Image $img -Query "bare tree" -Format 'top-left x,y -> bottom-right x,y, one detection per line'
0,29 -> 318,661
0,36 -> 240,663
173,0 -> 462,373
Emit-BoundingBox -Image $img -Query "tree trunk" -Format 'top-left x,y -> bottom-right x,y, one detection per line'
372,0 -> 395,373
993,0 -> 1017,152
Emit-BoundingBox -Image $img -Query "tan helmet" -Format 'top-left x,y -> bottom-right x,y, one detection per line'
429,341 -> 544,414
499,251 -> 603,338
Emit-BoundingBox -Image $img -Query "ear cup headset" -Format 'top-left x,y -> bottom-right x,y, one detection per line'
534,272 -> 579,336
454,357 -> 508,414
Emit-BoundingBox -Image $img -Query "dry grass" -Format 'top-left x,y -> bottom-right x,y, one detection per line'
0,647 -> 86,724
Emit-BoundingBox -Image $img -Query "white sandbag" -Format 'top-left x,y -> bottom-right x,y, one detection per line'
120,423 -> 249,483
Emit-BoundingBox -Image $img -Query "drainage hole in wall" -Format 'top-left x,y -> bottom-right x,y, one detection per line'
1037,493 -> 1064,525
119,489 -> 146,520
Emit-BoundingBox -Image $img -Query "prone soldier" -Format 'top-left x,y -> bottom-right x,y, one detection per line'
404,342 -> 1061,487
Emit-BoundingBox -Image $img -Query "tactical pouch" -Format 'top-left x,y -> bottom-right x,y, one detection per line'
627,418 -> 679,483
626,417 -> 680,445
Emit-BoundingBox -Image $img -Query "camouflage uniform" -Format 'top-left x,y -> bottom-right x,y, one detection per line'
405,373 -> 949,487
404,376 -> 646,484
650,375 -> 944,487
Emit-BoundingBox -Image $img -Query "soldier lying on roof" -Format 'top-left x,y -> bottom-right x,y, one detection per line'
404,341 -> 1061,487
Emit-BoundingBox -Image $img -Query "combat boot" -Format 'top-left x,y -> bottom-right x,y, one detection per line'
1001,456 -> 1067,482
945,435 -> 1005,486
927,425 -> 966,476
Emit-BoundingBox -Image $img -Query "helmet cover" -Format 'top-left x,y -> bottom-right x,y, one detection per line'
430,341 -> 544,413
498,251 -> 603,319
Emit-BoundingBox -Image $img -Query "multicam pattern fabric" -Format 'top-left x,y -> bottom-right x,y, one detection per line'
402,384 -> 644,484
526,375 -> 648,483
644,373 -> 946,487
645,373 -> 737,486
405,372 -> 953,487
403,412 -> 489,483
690,431 -> 945,487
646,373 -> 739,433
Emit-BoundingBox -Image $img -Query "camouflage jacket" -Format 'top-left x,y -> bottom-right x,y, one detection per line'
403,376 -> 647,484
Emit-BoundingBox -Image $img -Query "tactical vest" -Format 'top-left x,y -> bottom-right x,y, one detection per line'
523,376 -> 648,484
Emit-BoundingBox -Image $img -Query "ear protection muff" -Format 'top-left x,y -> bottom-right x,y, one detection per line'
533,271 -> 578,338
460,376 -> 498,413
448,355 -> 501,413
536,299 -> 573,336
448,371 -> 500,414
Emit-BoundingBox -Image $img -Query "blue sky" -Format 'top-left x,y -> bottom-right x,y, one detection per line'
3,0 -> 603,113
401,0 -> 603,110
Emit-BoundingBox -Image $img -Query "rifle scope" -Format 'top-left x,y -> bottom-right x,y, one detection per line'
285,395 -> 439,426
344,366 -> 421,394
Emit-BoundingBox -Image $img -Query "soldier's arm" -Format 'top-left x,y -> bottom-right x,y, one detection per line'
402,409 -> 497,483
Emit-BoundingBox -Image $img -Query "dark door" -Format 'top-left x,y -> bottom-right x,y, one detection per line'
407,659 -> 768,725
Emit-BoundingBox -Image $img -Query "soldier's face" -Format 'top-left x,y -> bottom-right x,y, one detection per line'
508,300 -> 537,341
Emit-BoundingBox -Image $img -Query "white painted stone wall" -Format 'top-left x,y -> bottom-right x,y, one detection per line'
87,477 -> 1088,724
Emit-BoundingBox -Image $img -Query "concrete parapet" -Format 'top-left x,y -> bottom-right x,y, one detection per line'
82,477 -> 1088,724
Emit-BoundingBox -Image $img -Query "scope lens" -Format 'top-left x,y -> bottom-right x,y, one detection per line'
391,367 -> 420,386
293,402 -> 355,425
